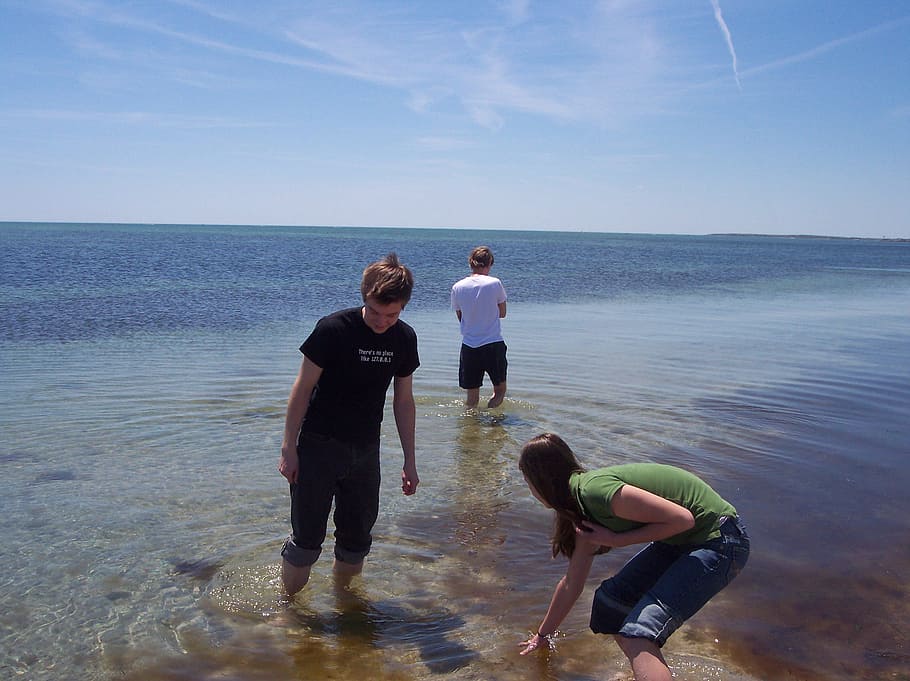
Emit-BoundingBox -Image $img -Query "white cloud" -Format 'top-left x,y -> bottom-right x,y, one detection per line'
742,15 -> 910,78
0,108 -> 270,129
415,136 -> 474,152
34,0 -> 672,129
710,0 -> 741,90
500,0 -> 530,25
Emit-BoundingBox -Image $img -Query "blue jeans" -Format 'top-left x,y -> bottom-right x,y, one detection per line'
590,516 -> 750,646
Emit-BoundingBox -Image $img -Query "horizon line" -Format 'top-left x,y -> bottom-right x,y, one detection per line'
1,220 -> 907,242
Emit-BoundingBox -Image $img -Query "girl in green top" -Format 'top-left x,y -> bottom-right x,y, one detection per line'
518,433 -> 749,681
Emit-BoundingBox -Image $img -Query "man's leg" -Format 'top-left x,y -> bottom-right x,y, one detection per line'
487,381 -> 506,408
459,344 -> 482,408
281,432 -> 342,597
485,342 -> 508,409
282,559 -> 312,596
333,557 -> 364,588
332,440 -> 380,584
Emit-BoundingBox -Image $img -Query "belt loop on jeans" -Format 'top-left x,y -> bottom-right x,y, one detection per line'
717,515 -> 743,537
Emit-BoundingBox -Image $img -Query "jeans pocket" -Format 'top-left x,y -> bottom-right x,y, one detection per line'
728,543 -> 750,581
300,430 -> 331,444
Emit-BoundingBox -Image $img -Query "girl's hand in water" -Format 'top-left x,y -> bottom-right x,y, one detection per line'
519,632 -> 554,655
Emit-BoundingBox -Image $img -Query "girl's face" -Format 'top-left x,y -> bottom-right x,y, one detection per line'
523,474 -> 551,508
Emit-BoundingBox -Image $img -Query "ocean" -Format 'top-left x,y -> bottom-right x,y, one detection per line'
1,222 -> 908,681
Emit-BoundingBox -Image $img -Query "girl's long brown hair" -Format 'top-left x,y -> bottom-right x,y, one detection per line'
519,433 -> 588,558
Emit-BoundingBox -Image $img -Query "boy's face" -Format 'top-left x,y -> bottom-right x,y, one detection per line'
362,298 -> 404,334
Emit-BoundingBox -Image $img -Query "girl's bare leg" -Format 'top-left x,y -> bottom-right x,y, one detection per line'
614,635 -> 671,681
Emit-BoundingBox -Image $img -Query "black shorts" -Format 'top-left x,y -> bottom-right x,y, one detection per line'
458,341 -> 507,389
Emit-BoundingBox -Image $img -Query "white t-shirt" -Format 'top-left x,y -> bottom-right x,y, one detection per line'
451,274 -> 507,348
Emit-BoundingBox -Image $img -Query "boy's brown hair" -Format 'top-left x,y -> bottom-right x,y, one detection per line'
361,252 -> 414,305
469,246 -> 494,270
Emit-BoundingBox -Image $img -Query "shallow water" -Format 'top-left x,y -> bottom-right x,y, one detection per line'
2,224 -> 909,680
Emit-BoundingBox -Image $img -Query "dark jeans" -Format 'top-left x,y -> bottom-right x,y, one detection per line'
281,431 -> 381,567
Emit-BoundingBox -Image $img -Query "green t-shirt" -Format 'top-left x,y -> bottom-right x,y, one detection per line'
569,463 -> 737,545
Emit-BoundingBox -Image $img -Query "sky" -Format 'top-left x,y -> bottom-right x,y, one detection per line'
1,1 -> 908,237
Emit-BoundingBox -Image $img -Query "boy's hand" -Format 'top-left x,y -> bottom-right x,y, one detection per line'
401,462 -> 419,495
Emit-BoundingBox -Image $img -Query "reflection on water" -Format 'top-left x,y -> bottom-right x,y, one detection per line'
451,412 -> 515,551
2,285 -> 909,681
124,404 -> 768,681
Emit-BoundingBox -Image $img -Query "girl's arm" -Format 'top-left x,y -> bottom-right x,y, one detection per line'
519,545 -> 598,655
578,484 -> 695,548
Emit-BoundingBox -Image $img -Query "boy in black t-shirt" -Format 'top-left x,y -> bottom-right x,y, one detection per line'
278,253 -> 420,596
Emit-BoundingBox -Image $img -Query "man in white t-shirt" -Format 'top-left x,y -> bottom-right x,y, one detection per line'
451,246 -> 508,409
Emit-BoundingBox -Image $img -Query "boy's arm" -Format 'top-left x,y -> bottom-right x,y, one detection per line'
278,356 -> 322,484
393,373 -> 419,495
451,286 -> 462,320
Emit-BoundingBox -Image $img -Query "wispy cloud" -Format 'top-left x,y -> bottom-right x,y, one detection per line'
162,0 -> 247,26
278,3 -> 666,128
21,0 -> 910,132
741,15 -> 910,78
501,0 -> 530,25
710,0 -> 741,90
415,136 -> 475,152
35,0 -> 668,130
43,0 -> 904,133
0,108 -> 270,129
278,10 -> 579,128
40,0 -> 381,80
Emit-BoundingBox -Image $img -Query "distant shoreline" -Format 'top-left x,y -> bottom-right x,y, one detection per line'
1,221 -> 907,242
709,233 -> 910,243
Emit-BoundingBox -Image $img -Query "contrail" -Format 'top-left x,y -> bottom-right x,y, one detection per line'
710,0 -> 741,90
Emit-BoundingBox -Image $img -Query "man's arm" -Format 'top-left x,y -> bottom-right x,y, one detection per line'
451,286 -> 462,321
498,301 -> 507,318
278,356 -> 323,484
392,373 -> 419,495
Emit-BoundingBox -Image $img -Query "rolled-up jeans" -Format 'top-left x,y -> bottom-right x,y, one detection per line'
281,430 -> 381,568
590,516 -> 750,646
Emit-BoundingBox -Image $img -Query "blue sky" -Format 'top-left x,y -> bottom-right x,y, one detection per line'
1,1 -> 908,237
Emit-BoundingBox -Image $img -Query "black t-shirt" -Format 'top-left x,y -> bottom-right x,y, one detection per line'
300,307 -> 420,443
